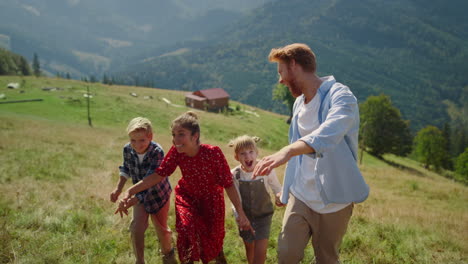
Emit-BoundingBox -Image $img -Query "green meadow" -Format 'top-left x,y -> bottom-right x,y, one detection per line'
0,76 -> 467,263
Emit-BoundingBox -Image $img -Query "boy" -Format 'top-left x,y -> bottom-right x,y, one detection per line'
111,117 -> 177,264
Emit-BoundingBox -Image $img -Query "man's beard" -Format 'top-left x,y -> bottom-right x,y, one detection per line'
285,64 -> 302,97
287,77 -> 302,98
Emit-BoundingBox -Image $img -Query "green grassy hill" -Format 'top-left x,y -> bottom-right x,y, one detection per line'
0,76 -> 467,263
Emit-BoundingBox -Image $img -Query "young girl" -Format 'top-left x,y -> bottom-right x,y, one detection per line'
120,111 -> 252,264
228,135 -> 283,264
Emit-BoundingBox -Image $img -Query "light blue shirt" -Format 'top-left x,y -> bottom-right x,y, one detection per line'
280,76 -> 370,205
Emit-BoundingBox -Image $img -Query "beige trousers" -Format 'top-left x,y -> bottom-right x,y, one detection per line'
278,195 -> 353,264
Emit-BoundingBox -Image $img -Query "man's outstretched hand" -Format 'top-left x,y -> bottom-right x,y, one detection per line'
253,148 -> 290,178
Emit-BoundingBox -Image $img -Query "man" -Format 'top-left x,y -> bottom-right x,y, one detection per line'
253,43 -> 369,264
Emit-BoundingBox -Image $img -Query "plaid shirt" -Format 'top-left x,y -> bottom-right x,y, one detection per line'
119,141 -> 172,214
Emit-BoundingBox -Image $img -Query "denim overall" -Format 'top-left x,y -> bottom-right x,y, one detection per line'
235,168 -> 274,241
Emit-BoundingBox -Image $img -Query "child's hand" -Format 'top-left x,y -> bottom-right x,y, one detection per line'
114,207 -> 128,218
114,199 -> 129,218
122,191 -> 132,203
275,192 -> 286,207
237,212 -> 255,236
110,189 -> 121,203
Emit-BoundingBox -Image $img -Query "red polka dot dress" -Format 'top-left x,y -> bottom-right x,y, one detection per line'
156,144 -> 233,263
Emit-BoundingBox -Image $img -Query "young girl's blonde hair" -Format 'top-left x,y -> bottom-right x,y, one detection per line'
228,135 -> 260,154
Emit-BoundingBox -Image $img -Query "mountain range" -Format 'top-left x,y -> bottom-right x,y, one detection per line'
115,0 -> 468,130
1,0 -> 467,130
0,0 -> 269,76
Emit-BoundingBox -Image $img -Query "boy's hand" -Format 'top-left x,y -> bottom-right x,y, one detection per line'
110,189 -> 121,203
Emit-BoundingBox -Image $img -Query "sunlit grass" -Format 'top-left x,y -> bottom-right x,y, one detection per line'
1,76 -> 467,263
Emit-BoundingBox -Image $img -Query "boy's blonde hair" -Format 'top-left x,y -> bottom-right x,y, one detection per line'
127,117 -> 153,135
228,135 -> 260,154
268,43 -> 317,73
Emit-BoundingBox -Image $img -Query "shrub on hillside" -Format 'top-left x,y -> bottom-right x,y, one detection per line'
414,126 -> 450,171
359,94 -> 412,158
455,148 -> 468,182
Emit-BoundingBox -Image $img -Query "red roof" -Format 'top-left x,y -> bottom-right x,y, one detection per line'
195,88 -> 229,100
185,93 -> 206,101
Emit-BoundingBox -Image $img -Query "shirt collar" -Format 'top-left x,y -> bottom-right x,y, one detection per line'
318,76 -> 336,94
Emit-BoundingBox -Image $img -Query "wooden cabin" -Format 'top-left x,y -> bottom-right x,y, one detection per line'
185,88 -> 229,112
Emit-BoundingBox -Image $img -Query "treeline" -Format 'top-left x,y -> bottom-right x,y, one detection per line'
55,72 -> 122,86
0,48 -> 31,76
358,94 -> 468,184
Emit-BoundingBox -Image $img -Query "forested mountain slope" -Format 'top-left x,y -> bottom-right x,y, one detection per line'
117,0 -> 468,130
0,0 -> 270,77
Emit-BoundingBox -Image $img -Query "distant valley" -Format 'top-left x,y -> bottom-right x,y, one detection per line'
1,0 -> 467,131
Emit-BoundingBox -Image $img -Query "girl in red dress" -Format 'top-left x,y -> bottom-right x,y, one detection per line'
121,111 -> 252,264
